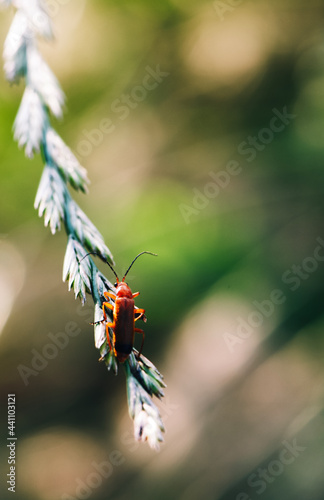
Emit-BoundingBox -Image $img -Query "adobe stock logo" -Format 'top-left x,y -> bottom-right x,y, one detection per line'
236,439 -> 306,500
46,0 -> 74,18
237,107 -> 296,162
179,160 -> 242,224
178,106 -> 296,225
214,0 -> 244,21
223,236 -> 324,353
61,451 -> 125,500
17,321 -> 81,386
76,65 -> 170,158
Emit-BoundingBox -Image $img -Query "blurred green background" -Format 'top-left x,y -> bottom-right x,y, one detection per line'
1,0 -> 324,499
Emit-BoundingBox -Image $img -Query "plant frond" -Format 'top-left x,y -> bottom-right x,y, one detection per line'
45,128 -> 89,193
13,86 -> 46,158
34,164 -> 66,234
63,236 -> 92,304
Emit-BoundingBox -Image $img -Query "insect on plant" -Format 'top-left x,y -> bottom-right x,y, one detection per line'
85,251 -> 157,363
2,0 -> 166,449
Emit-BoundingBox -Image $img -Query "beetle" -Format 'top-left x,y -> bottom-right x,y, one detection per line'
92,251 -> 157,363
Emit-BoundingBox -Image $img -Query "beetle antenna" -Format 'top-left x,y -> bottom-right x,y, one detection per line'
81,252 -> 119,282
122,251 -> 157,282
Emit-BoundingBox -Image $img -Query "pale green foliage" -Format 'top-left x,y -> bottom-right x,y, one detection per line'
45,128 -> 89,193
34,164 -> 65,234
13,87 -> 46,158
63,236 -> 92,304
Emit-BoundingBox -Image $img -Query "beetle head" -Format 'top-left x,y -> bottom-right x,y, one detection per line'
115,281 -> 133,298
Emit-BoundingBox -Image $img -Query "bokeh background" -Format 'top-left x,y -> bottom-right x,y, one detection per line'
1,0 -> 324,499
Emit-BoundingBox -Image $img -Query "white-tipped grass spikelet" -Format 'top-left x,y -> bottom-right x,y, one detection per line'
2,0 -> 166,450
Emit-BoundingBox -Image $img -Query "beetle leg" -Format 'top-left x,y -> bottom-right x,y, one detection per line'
135,313 -> 147,323
103,301 -> 114,311
105,322 -> 114,352
132,291 -> 140,298
135,328 -> 145,358
91,301 -> 113,325
134,308 -> 147,323
104,291 -> 116,301
102,301 -> 114,322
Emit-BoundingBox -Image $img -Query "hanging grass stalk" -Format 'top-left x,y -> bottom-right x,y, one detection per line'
1,0 -> 165,450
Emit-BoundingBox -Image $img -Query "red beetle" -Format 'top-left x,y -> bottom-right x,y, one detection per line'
98,252 -> 157,362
